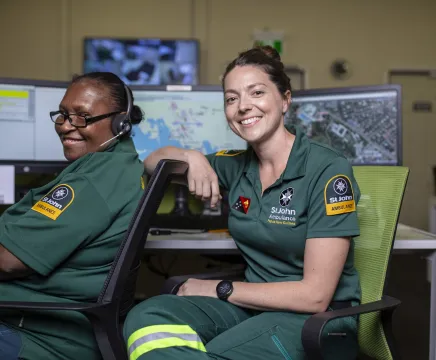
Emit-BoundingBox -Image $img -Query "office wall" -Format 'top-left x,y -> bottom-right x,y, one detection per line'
205,0 -> 436,87
1,0 -> 436,87
0,1 -> 65,80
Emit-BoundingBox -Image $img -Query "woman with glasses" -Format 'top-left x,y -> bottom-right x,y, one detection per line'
0,72 -> 145,360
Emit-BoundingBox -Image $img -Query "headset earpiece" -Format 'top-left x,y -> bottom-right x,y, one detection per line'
111,113 -> 128,136
111,84 -> 133,136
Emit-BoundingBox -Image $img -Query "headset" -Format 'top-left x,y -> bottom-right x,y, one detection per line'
111,83 -> 133,137
100,83 -> 133,148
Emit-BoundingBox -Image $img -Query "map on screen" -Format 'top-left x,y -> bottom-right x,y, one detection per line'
285,90 -> 399,165
132,90 -> 246,161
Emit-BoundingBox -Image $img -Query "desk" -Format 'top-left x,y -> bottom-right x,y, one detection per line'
394,224 -> 436,360
146,223 -> 436,360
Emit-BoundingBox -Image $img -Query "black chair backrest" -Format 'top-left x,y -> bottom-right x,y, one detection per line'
96,159 -> 188,315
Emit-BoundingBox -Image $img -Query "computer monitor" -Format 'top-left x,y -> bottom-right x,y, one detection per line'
130,85 -> 246,217
84,38 -> 199,86
0,165 -> 14,205
287,84 -> 402,165
0,78 -> 68,166
131,85 -> 247,161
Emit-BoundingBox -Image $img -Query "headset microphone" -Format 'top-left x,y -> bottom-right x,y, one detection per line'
99,129 -> 126,148
99,83 -> 133,149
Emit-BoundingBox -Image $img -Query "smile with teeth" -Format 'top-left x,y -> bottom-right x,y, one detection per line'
62,138 -> 84,145
241,116 -> 261,125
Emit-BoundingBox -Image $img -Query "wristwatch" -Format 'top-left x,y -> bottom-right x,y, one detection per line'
216,280 -> 233,301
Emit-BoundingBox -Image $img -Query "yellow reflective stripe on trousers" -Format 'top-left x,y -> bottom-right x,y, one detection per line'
128,325 -> 199,347
128,324 -> 206,360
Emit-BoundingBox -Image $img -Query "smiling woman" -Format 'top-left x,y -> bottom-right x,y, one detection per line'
0,72 -> 146,360
129,47 -> 362,360
52,72 -> 143,161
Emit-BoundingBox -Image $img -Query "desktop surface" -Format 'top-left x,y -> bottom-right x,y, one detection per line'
145,223 -> 436,252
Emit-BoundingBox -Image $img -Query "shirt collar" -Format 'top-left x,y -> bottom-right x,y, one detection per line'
244,125 -> 309,181
105,137 -> 138,154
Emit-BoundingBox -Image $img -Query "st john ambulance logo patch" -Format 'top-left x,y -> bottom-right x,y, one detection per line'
324,175 -> 355,216
31,184 -> 75,220
279,187 -> 294,207
52,186 -> 69,201
333,178 -> 348,195
232,196 -> 251,214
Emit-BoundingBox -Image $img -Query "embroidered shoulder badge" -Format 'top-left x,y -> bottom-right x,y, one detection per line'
31,184 -> 75,220
232,196 -> 251,214
324,175 -> 355,216
215,150 -> 245,157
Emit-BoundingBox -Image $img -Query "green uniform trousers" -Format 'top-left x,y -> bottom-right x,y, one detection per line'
124,295 -> 358,360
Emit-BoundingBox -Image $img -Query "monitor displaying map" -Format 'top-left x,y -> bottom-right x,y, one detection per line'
131,87 -> 246,160
286,85 -> 401,165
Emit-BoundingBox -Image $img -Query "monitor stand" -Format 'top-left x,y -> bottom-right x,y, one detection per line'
170,185 -> 192,217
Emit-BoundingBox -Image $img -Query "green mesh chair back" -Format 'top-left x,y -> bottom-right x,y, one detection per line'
352,166 -> 409,359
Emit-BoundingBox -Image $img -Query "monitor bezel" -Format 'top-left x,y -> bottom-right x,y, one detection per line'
0,77 -> 70,170
130,84 -> 222,92
290,84 -> 402,166
0,160 -> 69,174
83,37 -> 201,86
0,77 -> 70,88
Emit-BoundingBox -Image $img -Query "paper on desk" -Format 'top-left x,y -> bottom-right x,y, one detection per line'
0,165 -> 15,204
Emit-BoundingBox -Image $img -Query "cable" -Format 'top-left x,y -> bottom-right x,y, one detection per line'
149,229 -> 207,236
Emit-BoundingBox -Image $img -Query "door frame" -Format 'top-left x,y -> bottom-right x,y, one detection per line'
386,69 -> 436,84
284,66 -> 307,89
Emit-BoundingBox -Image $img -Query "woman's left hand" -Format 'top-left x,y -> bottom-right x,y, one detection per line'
177,278 -> 220,297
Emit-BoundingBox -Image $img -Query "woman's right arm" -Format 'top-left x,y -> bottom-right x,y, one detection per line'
143,147 -> 221,208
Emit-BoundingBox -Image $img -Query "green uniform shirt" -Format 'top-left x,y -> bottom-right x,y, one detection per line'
0,138 -> 144,360
207,126 -> 361,303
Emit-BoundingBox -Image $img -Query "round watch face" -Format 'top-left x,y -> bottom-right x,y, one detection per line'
217,280 -> 233,300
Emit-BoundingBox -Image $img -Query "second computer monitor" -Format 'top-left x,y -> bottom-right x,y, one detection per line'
0,78 -> 68,162
131,86 -> 247,161
84,38 -> 199,86
286,84 -> 402,165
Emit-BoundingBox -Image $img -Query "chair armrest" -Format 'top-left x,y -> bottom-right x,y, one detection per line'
301,295 -> 401,359
161,268 -> 246,295
0,301 -> 103,312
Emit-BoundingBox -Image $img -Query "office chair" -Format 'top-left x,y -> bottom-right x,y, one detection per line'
162,166 -> 410,360
0,159 -> 189,360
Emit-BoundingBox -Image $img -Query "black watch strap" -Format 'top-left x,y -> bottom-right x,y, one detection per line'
216,280 -> 233,301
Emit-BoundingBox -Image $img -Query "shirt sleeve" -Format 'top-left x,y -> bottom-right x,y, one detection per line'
0,175 -> 111,276
205,150 -> 246,190
306,156 -> 360,239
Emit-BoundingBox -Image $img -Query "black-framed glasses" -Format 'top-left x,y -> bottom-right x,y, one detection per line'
50,110 -> 121,128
